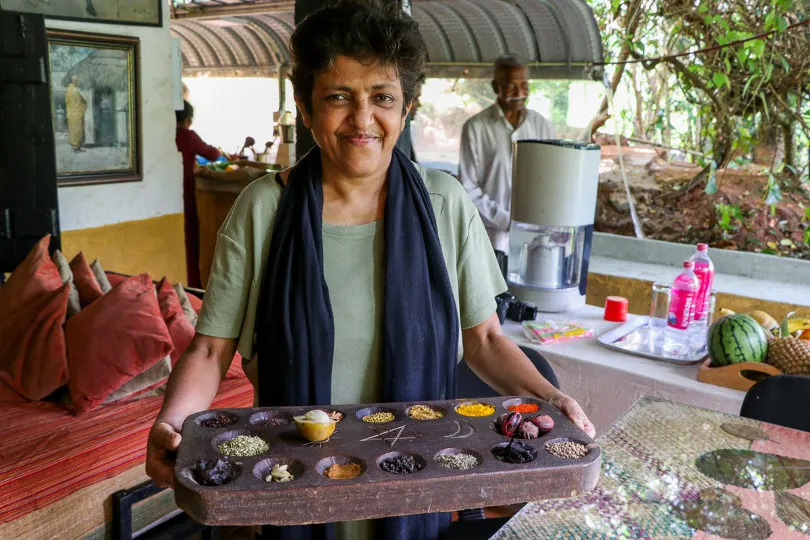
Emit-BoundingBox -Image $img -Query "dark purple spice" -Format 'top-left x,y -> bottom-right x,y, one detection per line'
194,458 -> 239,486
254,416 -> 290,426
380,455 -> 422,474
200,415 -> 235,428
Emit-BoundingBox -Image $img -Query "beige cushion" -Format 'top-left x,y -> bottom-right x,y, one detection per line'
51,250 -> 81,317
90,259 -> 112,294
172,283 -> 198,327
104,356 -> 171,403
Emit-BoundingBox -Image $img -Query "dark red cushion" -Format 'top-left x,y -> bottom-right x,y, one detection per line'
65,273 -> 173,414
69,252 -> 104,307
0,235 -> 70,400
105,272 -> 127,288
156,277 -> 195,367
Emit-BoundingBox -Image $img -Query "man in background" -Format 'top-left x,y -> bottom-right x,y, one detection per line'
459,54 -> 555,260
175,100 -> 225,288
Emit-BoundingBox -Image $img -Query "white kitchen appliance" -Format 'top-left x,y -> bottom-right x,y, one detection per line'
508,140 -> 601,312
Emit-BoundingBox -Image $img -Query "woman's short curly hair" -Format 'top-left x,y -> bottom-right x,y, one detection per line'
290,0 -> 426,114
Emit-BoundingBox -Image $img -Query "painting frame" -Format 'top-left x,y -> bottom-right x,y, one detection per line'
47,30 -> 142,186
0,0 -> 162,27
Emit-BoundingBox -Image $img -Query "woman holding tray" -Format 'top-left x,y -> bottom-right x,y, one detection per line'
147,2 -> 594,538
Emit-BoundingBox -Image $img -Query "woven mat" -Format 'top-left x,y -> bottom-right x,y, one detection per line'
492,397 -> 810,540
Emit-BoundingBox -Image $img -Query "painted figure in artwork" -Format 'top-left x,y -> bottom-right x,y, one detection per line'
65,75 -> 87,152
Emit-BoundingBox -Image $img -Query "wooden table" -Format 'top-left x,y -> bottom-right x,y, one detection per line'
491,397 -> 810,539
503,306 -> 745,436
195,166 -> 270,288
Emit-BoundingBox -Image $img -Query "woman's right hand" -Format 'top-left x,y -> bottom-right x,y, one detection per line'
146,422 -> 182,488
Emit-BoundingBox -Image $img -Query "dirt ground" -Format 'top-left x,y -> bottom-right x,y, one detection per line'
595,144 -> 810,260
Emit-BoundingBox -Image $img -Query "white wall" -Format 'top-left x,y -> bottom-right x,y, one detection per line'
49,9 -> 183,231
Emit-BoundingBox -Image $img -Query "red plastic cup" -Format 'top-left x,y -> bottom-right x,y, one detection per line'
604,296 -> 629,322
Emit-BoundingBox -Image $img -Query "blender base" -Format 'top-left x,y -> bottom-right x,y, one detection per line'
508,283 -> 586,313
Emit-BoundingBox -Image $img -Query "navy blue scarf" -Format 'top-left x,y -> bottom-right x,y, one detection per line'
256,147 -> 458,540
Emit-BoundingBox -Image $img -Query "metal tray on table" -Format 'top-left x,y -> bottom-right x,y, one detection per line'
597,316 -> 708,365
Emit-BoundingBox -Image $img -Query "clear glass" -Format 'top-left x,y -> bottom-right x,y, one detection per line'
705,291 -> 717,327
507,223 -> 585,290
649,282 -> 671,328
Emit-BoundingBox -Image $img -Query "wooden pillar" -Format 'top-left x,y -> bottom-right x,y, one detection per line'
293,0 -> 415,160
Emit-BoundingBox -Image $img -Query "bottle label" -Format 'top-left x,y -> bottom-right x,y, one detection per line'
668,290 -> 695,330
693,266 -> 714,320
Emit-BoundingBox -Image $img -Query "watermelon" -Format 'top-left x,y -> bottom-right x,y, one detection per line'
708,314 -> 768,366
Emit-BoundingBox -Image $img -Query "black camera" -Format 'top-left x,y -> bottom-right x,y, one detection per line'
495,293 -> 538,324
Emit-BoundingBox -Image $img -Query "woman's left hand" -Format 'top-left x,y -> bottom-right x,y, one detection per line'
549,392 -> 596,439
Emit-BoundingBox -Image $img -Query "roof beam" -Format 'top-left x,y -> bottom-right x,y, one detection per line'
172,1 -> 294,20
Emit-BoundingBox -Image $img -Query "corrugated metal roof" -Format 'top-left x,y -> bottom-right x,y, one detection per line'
171,0 -> 603,80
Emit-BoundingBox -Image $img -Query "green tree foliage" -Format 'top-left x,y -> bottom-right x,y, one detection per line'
589,0 -> 810,192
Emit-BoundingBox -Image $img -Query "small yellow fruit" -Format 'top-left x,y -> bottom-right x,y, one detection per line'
787,318 -> 810,335
748,311 -> 779,333
294,419 -> 336,442
718,308 -> 736,317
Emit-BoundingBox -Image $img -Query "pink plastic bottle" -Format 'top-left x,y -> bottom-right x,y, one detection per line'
667,261 -> 699,331
689,243 -> 715,326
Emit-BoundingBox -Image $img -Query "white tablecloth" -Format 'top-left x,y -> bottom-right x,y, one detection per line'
504,305 -> 745,437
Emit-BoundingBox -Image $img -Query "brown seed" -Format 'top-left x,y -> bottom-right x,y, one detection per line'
545,441 -> 589,459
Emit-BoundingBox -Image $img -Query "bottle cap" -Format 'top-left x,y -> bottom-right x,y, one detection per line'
683,261 -> 694,269
604,296 -> 629,322
697,243 -> 708,252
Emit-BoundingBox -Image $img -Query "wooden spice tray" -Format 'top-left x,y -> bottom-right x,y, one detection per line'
173,396 -> 601,526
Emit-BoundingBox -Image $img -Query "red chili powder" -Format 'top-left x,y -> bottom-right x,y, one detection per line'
508,403 -> 540,413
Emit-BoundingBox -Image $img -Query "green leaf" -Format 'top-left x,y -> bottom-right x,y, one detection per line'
705,161 -> 719,195
765,181 -> 782,206
765,11 -> 777,31
804,208 -> 810,221
804,230 -> 810,247
712,72 -> 730,90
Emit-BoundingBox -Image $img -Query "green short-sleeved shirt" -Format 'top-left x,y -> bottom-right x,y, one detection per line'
196,165 -> 507,403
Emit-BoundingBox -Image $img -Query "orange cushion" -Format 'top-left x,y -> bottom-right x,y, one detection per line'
156,277 -> 195,367
65,273 -> 174,414
0,235 -> 70,400
69,252 -> 104,307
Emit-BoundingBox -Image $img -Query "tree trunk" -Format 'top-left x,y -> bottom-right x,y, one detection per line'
754,122 -> 781,166
588,0 -> 644,136
781,120 -> 796,173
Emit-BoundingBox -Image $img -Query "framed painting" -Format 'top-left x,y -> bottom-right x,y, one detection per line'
47,30 -> 141,186
0,0 -> 162,27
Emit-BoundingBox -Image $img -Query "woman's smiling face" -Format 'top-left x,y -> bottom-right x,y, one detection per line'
297,55 -> 409,181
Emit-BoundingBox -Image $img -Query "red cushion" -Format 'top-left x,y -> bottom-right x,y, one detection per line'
69,252 -> 103,307
0,235 -> 70,400
156,277 -> 195,367
187,291 -> 203,313
105,272 -> 127,288
0,378 -> 27,403
65,273 -> 174,414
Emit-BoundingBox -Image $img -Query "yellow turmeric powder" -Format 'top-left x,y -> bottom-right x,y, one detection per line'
455,402 -> 495,417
